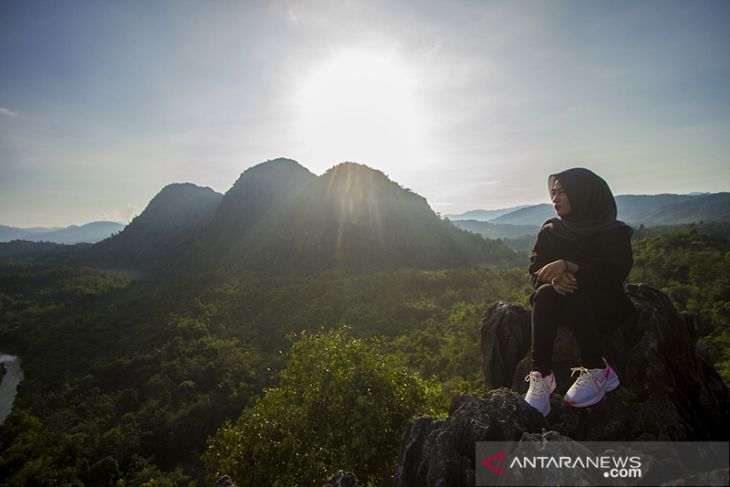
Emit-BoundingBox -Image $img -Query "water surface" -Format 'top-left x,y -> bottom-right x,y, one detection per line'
0,353 -> 24,425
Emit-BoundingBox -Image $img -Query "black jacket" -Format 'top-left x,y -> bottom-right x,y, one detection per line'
528,224 -> 635,328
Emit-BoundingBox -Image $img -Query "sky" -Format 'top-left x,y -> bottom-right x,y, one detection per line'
1,0 -> 729,226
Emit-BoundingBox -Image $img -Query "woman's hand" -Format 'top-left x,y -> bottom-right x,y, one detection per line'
535,259 -> 568,283
551,272 -> 577,295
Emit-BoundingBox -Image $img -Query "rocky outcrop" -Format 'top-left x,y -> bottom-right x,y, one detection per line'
213,475 -> 237,487
323,470 -> 360,487
394,284 -> 730,486
481,283 -> 729,440
394,390 -> 546,486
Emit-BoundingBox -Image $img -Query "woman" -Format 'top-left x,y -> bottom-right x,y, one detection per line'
524,167 -> 634,417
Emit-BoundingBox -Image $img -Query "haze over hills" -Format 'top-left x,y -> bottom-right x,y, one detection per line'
641,193 -> 730,225
489,204 -> 554,226
450,193 -> 729,227
0,225 -> 60,241
442,206 -> 530,221
3,161 -> 727,265
449,220 -> 537,240
0,222 -> 124,244
613,194 -> 699,223
436,192 -> 730,253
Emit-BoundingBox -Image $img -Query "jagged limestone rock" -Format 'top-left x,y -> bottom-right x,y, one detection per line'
394,390 -> 546,486
323,470 -> 360,487
213,475 -> 237,487
481,283 -> 729,440
395,284 -> 730,486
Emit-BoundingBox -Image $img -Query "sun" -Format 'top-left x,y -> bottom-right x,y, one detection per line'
292,47 -> 428,170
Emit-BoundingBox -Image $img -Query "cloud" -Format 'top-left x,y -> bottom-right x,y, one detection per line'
102,204 -> 140,224
0,107 -> 19,117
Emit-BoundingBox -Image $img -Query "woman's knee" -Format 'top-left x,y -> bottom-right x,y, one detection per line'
533,283 -> 559,303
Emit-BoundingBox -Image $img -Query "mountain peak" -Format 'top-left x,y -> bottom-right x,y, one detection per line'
160,182 -> 211,191
237,157 -> 313,180
223,158 -> 317,199
220,158 -> 317,205
324,161 -> 389,180
144,183 -> 222,215
88,183 -> 223,268
202,159 -> 318,255
321,162 -> 413,200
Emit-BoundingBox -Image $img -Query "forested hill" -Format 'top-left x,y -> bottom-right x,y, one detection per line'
196,158 -> 318,265
193,161 -> 521,272
85,183 -> 223,269
42,158 -> 522,273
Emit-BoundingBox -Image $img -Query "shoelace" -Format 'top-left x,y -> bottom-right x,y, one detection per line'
569,366 -> 594,385
524,373 -> 548,396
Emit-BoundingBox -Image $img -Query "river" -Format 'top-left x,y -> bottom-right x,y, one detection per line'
0,353 -> 24,425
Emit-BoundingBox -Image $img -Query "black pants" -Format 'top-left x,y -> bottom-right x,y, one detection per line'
530,284 -> 604,375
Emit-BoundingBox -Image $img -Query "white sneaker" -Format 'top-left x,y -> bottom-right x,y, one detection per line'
524,370 -> 556,416
564,358 -> 619,408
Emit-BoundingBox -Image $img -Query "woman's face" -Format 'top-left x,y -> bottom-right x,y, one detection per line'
551,180 -> 571,217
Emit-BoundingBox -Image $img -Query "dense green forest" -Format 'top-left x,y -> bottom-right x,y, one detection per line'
0,226 -> 728,485
629,227 -> 730,380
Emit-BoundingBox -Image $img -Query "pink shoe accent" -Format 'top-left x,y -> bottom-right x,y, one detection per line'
563,359 -> 620,408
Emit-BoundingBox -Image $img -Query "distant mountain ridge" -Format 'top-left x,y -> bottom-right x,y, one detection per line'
455,193 -> 730,227
641,193 -> 730,225
0,222 -> 125,244
613,194 -> 698,223
28,158 -> 520,273
443,206 -> 530,221
450,220 -> 537,239
8,163 -> 726,269
489,204 -> 554,226
447,192 -> 730,251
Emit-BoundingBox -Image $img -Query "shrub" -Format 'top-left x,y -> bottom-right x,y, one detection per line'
203,327 -> 442,486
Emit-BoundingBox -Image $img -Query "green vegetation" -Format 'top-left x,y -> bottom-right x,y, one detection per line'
0,225 -> 728,484
203,328 -> 443,486
0,262 -> 530,485
630,227 -> 730,384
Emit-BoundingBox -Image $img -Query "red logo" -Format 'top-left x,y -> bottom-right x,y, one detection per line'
482,450 -> 507,475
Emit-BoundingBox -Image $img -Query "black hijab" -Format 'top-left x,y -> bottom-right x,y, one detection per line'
543,167 -> 630,241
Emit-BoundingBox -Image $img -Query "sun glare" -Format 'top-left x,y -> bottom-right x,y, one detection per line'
293,48 -> 428,170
